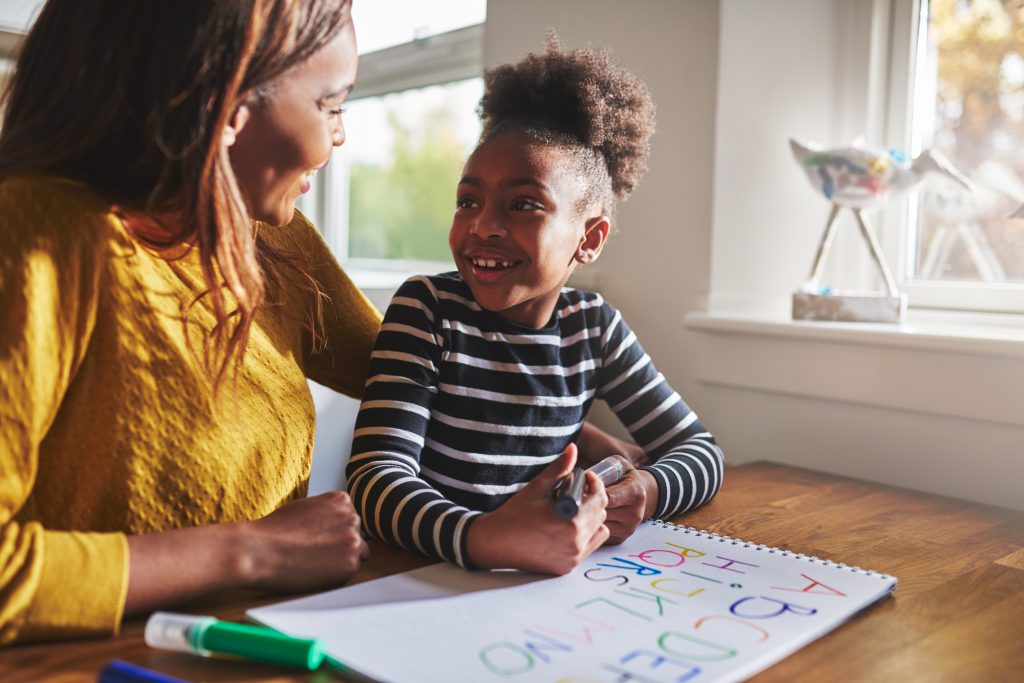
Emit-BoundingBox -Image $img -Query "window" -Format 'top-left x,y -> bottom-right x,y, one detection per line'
0,6 -> 32,84
301,1 -> 486,280
888,0 -> 1024,313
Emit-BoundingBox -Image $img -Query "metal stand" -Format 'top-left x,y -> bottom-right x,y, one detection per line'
794,204 -> 906,323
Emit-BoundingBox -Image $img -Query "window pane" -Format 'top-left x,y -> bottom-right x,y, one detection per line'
342,78 -> 483,262
912,0 -> 1024,283
352,0 -> 486,55
0,0 -> 43,32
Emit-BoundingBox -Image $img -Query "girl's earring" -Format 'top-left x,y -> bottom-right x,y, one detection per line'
332,131 -> 343,145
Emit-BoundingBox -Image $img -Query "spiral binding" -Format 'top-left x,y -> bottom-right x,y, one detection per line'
649,519 -> 895,582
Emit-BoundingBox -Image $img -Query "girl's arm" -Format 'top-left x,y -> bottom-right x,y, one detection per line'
346,277 -> 608,572
596,304 -> 725,541
345,276 -> 483,567
577,420 -> 649,468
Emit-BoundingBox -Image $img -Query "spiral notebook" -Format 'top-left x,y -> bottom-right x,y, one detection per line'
250,520 -> 896,682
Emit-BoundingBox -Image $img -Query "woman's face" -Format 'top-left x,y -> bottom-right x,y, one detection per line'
228,20 -> 358,226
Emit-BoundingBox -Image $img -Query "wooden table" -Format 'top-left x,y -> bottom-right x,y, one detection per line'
2,461 -> 1022,682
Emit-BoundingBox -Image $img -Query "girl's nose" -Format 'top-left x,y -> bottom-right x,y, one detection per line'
470,209 -> 507,239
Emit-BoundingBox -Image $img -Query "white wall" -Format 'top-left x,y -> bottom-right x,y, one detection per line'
699,0 -> 1024,511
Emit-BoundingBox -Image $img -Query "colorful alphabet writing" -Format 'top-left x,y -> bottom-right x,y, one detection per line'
251,521 -> 896,682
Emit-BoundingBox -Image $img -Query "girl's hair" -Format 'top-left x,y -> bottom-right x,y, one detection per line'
478,35 -> 656,217
0,0 -> 352,389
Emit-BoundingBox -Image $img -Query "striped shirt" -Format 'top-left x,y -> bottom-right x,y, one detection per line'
347,273 -> 724,568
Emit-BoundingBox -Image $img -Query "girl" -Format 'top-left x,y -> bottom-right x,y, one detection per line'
348,38 -> 724,575
0,0 -> 376,643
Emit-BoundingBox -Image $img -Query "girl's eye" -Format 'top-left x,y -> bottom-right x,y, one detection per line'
511,198 -> 544,211
329,107 -> 347,118
456,196 -> 478,209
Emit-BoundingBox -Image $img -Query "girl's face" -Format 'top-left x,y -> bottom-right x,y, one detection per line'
449,131 -> 608,328
228,20 -> 358,226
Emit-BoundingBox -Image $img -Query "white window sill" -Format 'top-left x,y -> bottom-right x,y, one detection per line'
345,259 -> 453,293
684,308 -> 1024,428
347,268 -> 421,292
685,308 -> 1024,359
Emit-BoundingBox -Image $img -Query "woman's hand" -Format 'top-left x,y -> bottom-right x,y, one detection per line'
578,421 -> 649,469
604,461 -> 660,545
125,491 -> 368,616
466,444 -> 609,575
236,492 -> 369,592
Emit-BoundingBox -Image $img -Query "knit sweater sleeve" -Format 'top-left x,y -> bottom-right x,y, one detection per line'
0,182 -> 130,643
596,300 -> 725,519
287,213 -> 382,398
346,276 -> 482,568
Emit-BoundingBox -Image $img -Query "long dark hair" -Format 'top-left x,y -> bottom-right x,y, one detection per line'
0,0 -> 352,388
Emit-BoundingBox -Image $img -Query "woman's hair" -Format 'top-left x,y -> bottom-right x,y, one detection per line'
0,0 -> 352,389
478,35 -> 656,217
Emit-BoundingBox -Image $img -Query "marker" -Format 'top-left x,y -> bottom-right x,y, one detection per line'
554,457 -> 627,520
554,466 -> 587,519
144,612 -> 324,670
588,456 -> 626,487
98,660 -> 191,683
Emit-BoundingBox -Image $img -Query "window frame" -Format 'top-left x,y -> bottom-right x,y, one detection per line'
300,23 -> 484,281
880,0 -> 1024,314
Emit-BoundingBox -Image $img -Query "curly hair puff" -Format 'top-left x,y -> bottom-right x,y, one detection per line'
478,34 -> 656,212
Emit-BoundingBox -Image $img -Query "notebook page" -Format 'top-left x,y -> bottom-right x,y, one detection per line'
250,520 -> 896,682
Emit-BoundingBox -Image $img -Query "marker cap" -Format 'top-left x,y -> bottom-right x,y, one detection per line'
587,456 -> 625,486
144,612 -> 215,655
145,611 -> 326,671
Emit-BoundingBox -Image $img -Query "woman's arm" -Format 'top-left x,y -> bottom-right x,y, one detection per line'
293,213 -> 383,398
124,493 -> 367,615
0,202 -> 371,643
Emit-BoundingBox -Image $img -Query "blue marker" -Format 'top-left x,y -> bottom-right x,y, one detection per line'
98,660 -> 191,683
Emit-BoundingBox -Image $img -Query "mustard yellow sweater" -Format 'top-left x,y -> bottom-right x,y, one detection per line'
0,176 -> 381,643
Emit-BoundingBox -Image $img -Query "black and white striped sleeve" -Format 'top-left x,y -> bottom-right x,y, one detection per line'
345,276 -> 482,567
596,303 -> 724,519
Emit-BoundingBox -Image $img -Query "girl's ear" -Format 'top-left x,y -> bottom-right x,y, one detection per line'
575,216 -> 611,264
222,103 -> 252,147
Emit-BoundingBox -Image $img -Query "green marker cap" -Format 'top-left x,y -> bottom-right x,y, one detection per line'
145,611 -> 325,671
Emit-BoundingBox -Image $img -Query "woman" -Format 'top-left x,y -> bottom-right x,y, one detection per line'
0,0 -> 375,643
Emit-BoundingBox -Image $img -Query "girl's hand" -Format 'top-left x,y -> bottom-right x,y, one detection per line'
604,462 -> 660,545
236,491 -> 370,592
466,443 -> 610,575
578,421 -> 650,468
